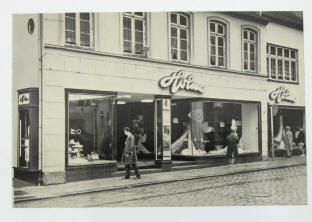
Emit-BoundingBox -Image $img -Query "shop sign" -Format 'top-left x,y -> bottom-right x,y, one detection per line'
18,93 -> 30,105
269,86 -> 296,104
159,70 -> 205,94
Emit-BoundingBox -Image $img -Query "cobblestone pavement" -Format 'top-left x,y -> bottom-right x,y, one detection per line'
15,165 -> 307,207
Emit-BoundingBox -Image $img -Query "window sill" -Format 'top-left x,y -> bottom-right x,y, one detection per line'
64,44 -> 94,51
267,78 -> 299,85
123,52 -> 148,59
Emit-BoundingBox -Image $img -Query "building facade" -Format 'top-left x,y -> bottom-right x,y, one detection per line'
13,12 -> 304,185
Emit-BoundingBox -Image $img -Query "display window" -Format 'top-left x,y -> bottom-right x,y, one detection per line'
67,92 -> 116,166
171,100 -> 260,156
19,110 -> 30,167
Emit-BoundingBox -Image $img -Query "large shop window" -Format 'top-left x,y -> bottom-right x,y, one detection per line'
171,101 -> 260,156
65,13 -> 92,47
266,44 -> 298,82
67,92 -> 115,166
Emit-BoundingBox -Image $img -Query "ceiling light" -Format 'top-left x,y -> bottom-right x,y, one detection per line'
117,95 -> 132,99
117,101 -> 126,105
141,99 -> 154,103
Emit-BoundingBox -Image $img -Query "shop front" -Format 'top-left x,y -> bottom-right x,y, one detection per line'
268,86 -> 306,157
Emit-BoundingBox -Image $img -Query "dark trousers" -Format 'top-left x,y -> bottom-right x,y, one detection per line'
125,164 -> 140,178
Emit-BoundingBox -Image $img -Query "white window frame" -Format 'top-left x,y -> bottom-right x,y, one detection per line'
169,12 -> 191,63
64,13 -> 94,48
266,44 -> 298,83
242,28 -> 258,73
208,19 -> 227,68
122,12 -> 147,56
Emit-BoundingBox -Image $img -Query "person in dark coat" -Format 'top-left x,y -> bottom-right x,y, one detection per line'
297,127 -> 305,156
226,129 -> 239,167
121,127 -> 141,179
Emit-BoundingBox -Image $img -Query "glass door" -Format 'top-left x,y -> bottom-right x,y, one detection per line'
19,110 -> 30,167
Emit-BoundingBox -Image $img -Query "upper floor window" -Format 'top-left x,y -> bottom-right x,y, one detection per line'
243,28 -> 257,72
170,12 -> 190,62
65,13 -> 92,47
123,12 -> 146,55
209,20 -> 226,68
266,44 -> 298,82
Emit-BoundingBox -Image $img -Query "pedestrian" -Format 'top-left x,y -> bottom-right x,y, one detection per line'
282,126 -> 293,158
297,127 -> 305,156
226,129 -> 239,167
122,127 -> 141,179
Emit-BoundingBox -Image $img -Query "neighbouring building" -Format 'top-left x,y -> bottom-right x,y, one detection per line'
13,11 -> 304,185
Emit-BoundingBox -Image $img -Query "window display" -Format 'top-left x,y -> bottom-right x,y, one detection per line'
171,100 -> 259,156
19,110 -> 30,167
67,92 -> 116,166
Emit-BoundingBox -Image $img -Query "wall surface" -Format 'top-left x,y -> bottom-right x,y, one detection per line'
13,14 -> 40,167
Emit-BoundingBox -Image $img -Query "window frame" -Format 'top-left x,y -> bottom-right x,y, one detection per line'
242,27 -> 258,73
266,43 -> 298,83
64,13 -> 94,49
121,12 -> 148,57
208,17 -> 229,69
169,12 -> 192,63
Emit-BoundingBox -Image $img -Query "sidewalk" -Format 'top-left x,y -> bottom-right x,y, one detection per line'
13,156 -> 306,203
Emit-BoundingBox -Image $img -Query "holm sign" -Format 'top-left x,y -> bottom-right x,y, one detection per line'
269,86 -> 296,104
159,70 -> 205,94
18,93 -> 30,105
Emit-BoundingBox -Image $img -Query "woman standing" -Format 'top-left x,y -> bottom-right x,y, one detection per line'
282,126 -> 293,158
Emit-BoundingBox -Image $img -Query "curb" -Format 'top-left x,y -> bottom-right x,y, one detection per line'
14,162 -> 306,204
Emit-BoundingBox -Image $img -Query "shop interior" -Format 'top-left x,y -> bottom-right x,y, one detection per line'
171,100 -> 260,157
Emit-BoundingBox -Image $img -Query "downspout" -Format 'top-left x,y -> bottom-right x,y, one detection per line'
39,13 -> 43,184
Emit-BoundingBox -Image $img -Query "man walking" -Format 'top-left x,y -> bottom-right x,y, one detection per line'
226,129 -> 239,167
122,127 -> 141,179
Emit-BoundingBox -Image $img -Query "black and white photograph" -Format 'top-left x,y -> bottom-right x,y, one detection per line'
2,0 -> 312,221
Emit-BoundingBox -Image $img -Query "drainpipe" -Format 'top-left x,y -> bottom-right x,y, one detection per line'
39,13 -> 44,183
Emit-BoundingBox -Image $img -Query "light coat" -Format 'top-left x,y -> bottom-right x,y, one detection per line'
121,133 -> 137,165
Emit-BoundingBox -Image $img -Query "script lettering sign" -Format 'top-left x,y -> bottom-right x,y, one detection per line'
159,70 -> 205,94
18,93 -> 30,105
269,86 -> 295,104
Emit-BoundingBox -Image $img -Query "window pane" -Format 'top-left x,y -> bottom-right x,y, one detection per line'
266,57 -> 269,74
123,29 -> 131,41
180,29 -> 187,39
80,13 -> 90,21
249,32 -> 255,41
250,43 -> 255,53
210,23 -> 215,32
244,52 -> 248,61
277,48 -> 283,56
218,57 -> 224,66
270,46 -> 276,55
218,46 -> 224,56
271,58 -> 276,78
277,59 -> 283,79
171,13 -> 177,24
180,15 -> 187,26
171,38 -> 177,48
244,42 -> 248,52
284,49 -> 289,58
250,61 -> 255,70
135,31 -> 143,43
181,40 -> 187,50
65,17 -> 75,31
210,55 -> 216,65
217,24 -> 224,34
135,19 -> 143,31
123,41 -> 132,53
284,61 -> 290,80
123,17 -> 131,29
171,49 -> 177,59
80,21 -> 90,34
218,37 -> 224,47
291,50 -> 296,59
66,31 -> 76,44
244,61 -> 248,70
134,12 -> 143,16
181,50 -> 187,61
250,52 -> 255,61
171,27 -> 177,37
210,46 -> 216,56
291,61 -> 296,81
135,42 -> 143,54
243,31 -> 248,40
266,45 -> 269,54
210,36 -> 215,45
80,33 -> 90,46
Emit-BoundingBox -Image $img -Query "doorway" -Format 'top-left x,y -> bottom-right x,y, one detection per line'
116,93 -> 155,162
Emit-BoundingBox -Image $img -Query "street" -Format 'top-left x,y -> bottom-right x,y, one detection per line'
15,165 -> 307,207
